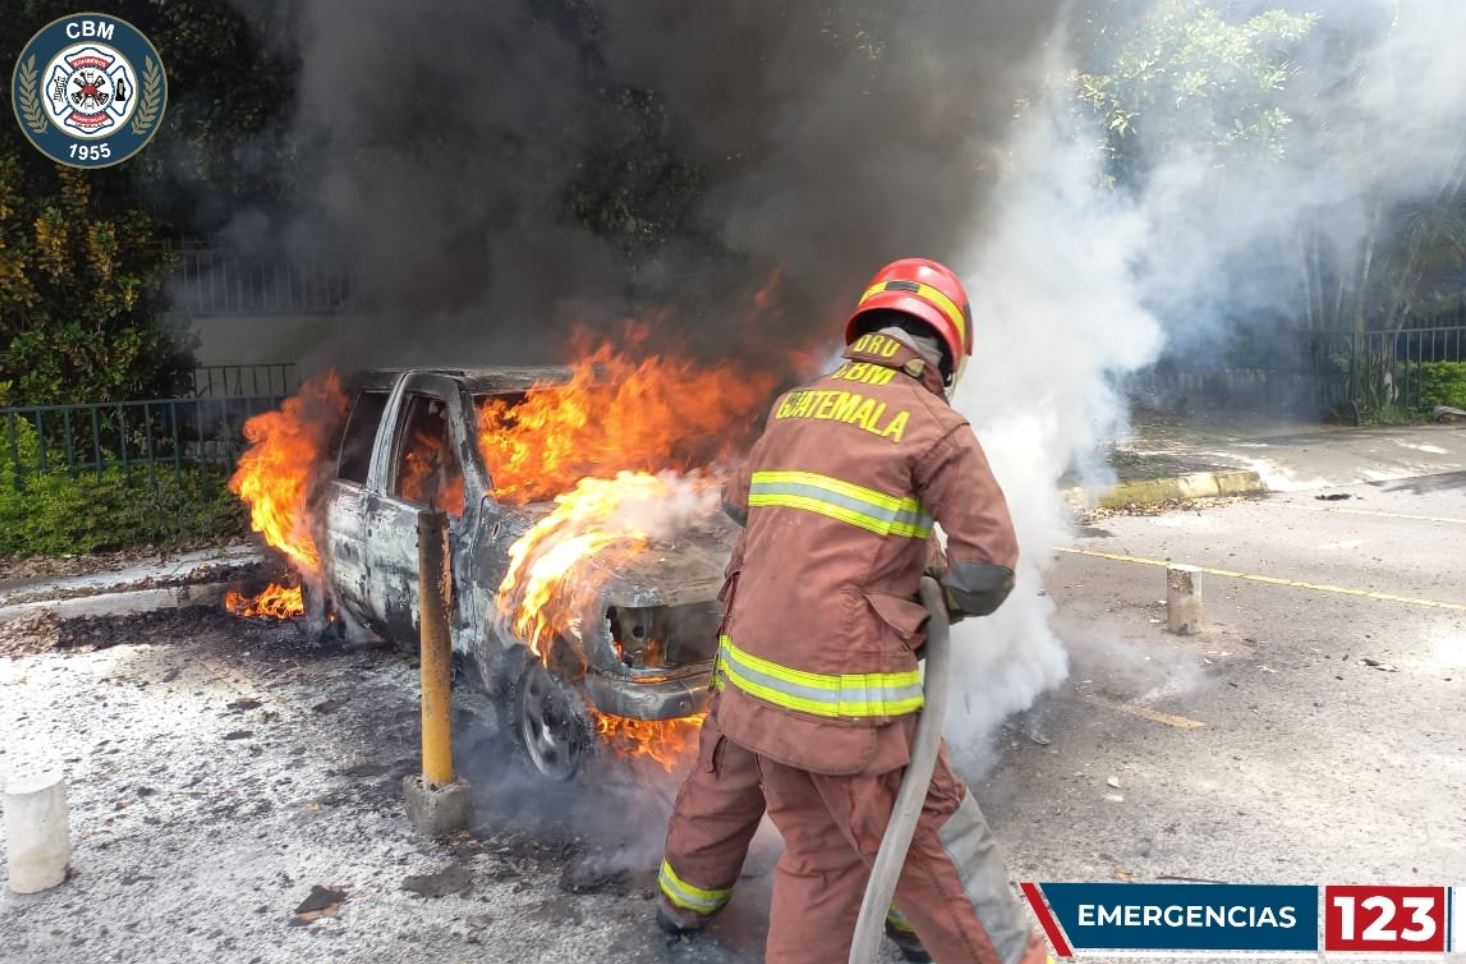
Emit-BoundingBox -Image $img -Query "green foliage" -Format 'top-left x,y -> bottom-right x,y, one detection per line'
0,415 -> 244,555
1419,362 -> 1466,410
1072,0 -> 1317,185
0,148 -> 194,405
0,462 -> 245,557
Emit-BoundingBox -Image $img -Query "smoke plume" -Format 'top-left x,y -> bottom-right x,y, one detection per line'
227,0 -> 1064,368
221,0 -> 1466,782
942,0 -> 1466,770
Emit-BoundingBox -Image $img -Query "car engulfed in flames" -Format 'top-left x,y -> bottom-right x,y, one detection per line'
228,336 -> 775,779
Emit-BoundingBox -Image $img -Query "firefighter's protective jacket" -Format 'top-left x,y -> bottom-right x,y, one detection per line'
713,333 -> 1018,776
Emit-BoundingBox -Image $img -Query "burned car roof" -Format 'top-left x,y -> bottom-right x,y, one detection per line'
353,366 -> 573,394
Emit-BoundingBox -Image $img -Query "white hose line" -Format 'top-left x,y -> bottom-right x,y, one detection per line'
848,576 -> 950,964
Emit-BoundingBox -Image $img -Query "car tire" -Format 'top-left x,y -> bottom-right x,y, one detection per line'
493,644 -> 593,781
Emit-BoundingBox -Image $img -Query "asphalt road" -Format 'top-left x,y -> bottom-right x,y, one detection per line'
2,473 -> 1463,963
988,473 -> 1466,892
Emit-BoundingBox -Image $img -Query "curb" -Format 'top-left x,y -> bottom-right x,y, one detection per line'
0,581 -> 231,624
1065,469 -> 1266,510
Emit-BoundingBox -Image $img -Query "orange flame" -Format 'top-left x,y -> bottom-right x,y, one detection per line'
486,327 -> 788,770
476,326 -> 776,504
227,372 -> 348,617
397,427 -> 466,515
593,711 -> 706,772
496,472 -> 720,660
225,581 -> 305,619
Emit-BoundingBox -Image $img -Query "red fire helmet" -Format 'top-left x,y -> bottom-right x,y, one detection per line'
844,258 -> 974,374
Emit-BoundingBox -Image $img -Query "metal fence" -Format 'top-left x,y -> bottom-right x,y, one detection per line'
191,364 -> 300,398
166,241 -> 352,317
1129,325 -> 1466,422
0,395 -> 285,489
1349,325 -> 1466,415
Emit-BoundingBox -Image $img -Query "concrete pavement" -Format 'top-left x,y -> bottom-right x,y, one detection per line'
988,475 -> 1466,896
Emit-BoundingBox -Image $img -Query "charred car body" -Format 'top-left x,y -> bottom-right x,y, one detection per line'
318,368 -> 733,778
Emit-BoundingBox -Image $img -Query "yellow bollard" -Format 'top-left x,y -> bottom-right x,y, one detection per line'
403,509 -> 471,836
417,509 -> 455,786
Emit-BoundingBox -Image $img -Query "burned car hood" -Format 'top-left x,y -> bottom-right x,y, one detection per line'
496,501 -> 738,608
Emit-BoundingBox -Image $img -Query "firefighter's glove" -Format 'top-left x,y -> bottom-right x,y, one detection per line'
942,586 -> 969,625
941,563 -> 1015,619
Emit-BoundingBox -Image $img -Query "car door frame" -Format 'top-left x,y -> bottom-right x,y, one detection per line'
320,371 -> 403,635
363,372 -> 489,649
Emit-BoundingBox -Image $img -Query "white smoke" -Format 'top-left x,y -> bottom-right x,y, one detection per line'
940,0 -> 1466,771
945,76 -> 1164,770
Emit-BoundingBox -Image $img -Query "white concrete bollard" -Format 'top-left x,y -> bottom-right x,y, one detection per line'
1166,564 -> 1203,635
4,769 -> 71,893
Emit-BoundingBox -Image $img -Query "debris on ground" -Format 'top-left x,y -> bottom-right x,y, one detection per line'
1314,492 -> 1354,501
1360,657 -> 1400,672
1080,494 -> 1255,522
559,859 -> 633,897
402,863 -> 475,898
0,537 -> 251,582
0,609 -> 61,656
1433,405 -> 1466,423
292,885 -> 348,924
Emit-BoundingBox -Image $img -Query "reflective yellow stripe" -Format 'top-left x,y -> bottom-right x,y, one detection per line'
658,859 -> 731,914
754,470 -> 919,512
717,635 -> 924,719
749,470 -> 932,539
861,280 -> 967,344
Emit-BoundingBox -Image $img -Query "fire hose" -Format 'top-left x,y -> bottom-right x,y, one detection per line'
848,575 -> 951,964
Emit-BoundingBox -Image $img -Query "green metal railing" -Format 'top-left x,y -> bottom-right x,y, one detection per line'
1,394 -> 285,489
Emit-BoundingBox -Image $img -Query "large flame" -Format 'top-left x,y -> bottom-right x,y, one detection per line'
486,330 -> 788,770
496,472 -> 723,772
228,372 -> 348,618
477,326 -> 776,504
496,472 -> 721,658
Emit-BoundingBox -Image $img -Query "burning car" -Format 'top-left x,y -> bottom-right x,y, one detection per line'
228,339 -> 777,779
325,366 -> 736,777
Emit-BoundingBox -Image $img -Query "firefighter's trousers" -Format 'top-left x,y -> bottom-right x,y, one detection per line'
753,741 -> 1047,964
658,710 -> 764,925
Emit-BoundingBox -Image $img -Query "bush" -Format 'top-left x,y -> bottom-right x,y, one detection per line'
1419,361 -> 1466,410
0,462 -> 245,558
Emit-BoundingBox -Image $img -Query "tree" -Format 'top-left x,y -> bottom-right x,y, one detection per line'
0,154 -> 192,405
1071,0 -> 1318,188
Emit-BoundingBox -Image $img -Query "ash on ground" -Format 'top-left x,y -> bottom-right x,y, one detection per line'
0,606 -> 766,964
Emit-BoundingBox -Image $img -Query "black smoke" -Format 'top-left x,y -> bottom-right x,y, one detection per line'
229,0 -> 1063,369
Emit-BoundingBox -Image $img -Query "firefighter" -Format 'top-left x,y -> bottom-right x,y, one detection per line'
658,697 -> 935,960
666,258 -> 1048,963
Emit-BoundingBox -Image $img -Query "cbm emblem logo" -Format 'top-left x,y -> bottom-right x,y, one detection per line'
11,14 -> 167,168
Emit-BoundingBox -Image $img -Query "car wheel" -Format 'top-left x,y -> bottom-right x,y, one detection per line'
495,646 -> 592,781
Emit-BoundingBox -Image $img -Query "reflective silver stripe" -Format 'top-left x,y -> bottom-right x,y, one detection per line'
747,471 -> 933,538
718,636 -> 924,718
658,860 -> 730,915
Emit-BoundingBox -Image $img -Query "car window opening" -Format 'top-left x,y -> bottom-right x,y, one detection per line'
337,391 -> 389,484
395,395 -> 465,515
